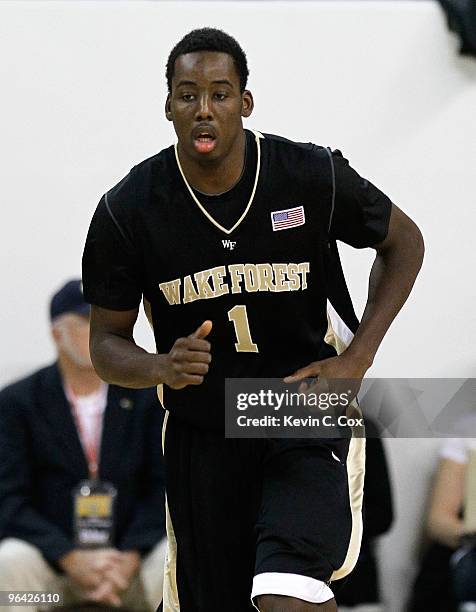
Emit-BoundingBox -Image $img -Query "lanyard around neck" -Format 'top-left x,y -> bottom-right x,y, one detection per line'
65,384 -> 106,479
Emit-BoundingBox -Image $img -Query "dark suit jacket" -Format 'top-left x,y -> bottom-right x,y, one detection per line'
0,363 -> 165,567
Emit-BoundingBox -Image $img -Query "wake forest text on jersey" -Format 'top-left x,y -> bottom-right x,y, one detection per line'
159,261 -> 311,306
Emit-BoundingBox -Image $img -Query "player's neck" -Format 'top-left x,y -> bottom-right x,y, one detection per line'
58,356 -> 103,397
178,129 -> 246,195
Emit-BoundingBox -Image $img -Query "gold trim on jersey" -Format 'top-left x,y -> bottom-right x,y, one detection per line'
161,411 -> 180,610
174,130 -> 263,235
325,300 -> 366,583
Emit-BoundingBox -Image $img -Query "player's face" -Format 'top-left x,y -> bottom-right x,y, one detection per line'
165,51 -> 253,162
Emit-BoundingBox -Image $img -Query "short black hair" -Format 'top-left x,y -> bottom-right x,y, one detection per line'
166,28 -> 249,93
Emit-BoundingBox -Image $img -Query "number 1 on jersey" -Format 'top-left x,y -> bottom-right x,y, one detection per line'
227,305 -> 259,353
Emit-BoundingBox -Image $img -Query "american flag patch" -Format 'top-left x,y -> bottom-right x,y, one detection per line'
271,206 -> 305,231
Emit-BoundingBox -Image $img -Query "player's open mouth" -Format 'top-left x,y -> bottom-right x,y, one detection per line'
193,130 -> 217,154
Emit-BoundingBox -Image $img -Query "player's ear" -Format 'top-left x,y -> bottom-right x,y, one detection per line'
165,94 -> 173,121
241,90 -> 254,118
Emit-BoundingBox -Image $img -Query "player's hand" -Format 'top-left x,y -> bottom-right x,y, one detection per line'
160,320 -> 212,389
283,352 -> 368,399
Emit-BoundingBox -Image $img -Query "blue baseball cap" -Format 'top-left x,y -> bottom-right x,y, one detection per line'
50,279 -> 90,321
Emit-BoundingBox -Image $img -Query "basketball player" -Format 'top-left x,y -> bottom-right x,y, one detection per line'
82,28 -> 424,612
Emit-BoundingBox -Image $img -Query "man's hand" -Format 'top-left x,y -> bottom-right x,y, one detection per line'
59,548 -> 141,607
117,550 -> 141,582
58,548 -> 124,591
84,580 -> 123,607
159,320 -> 212,389
86,550 -> 141,606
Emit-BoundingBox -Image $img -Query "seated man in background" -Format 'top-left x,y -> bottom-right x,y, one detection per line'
0,279 -> 166,611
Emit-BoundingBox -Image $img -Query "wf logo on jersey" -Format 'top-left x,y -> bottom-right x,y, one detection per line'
271,206 -> 305,231
222,239 -> 236,250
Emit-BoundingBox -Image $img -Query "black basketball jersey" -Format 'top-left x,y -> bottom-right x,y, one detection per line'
82,129 -> 391,430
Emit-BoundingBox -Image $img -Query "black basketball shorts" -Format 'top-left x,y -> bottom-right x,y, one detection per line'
161,412 -> 365,611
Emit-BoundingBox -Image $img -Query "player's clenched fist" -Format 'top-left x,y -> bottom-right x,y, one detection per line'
161,320 -> 212,389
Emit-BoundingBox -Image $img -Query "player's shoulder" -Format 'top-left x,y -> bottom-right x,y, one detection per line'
258,131 -> 348,162
258,130 -> 331,170
130,144 -> 174,183
256,130 -> 331,181
104,145 -> 174,210
259,130 -> 327,156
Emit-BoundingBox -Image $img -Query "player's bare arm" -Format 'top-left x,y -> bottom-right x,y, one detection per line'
285,202 -> 424,385
89,305 -> 212,389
